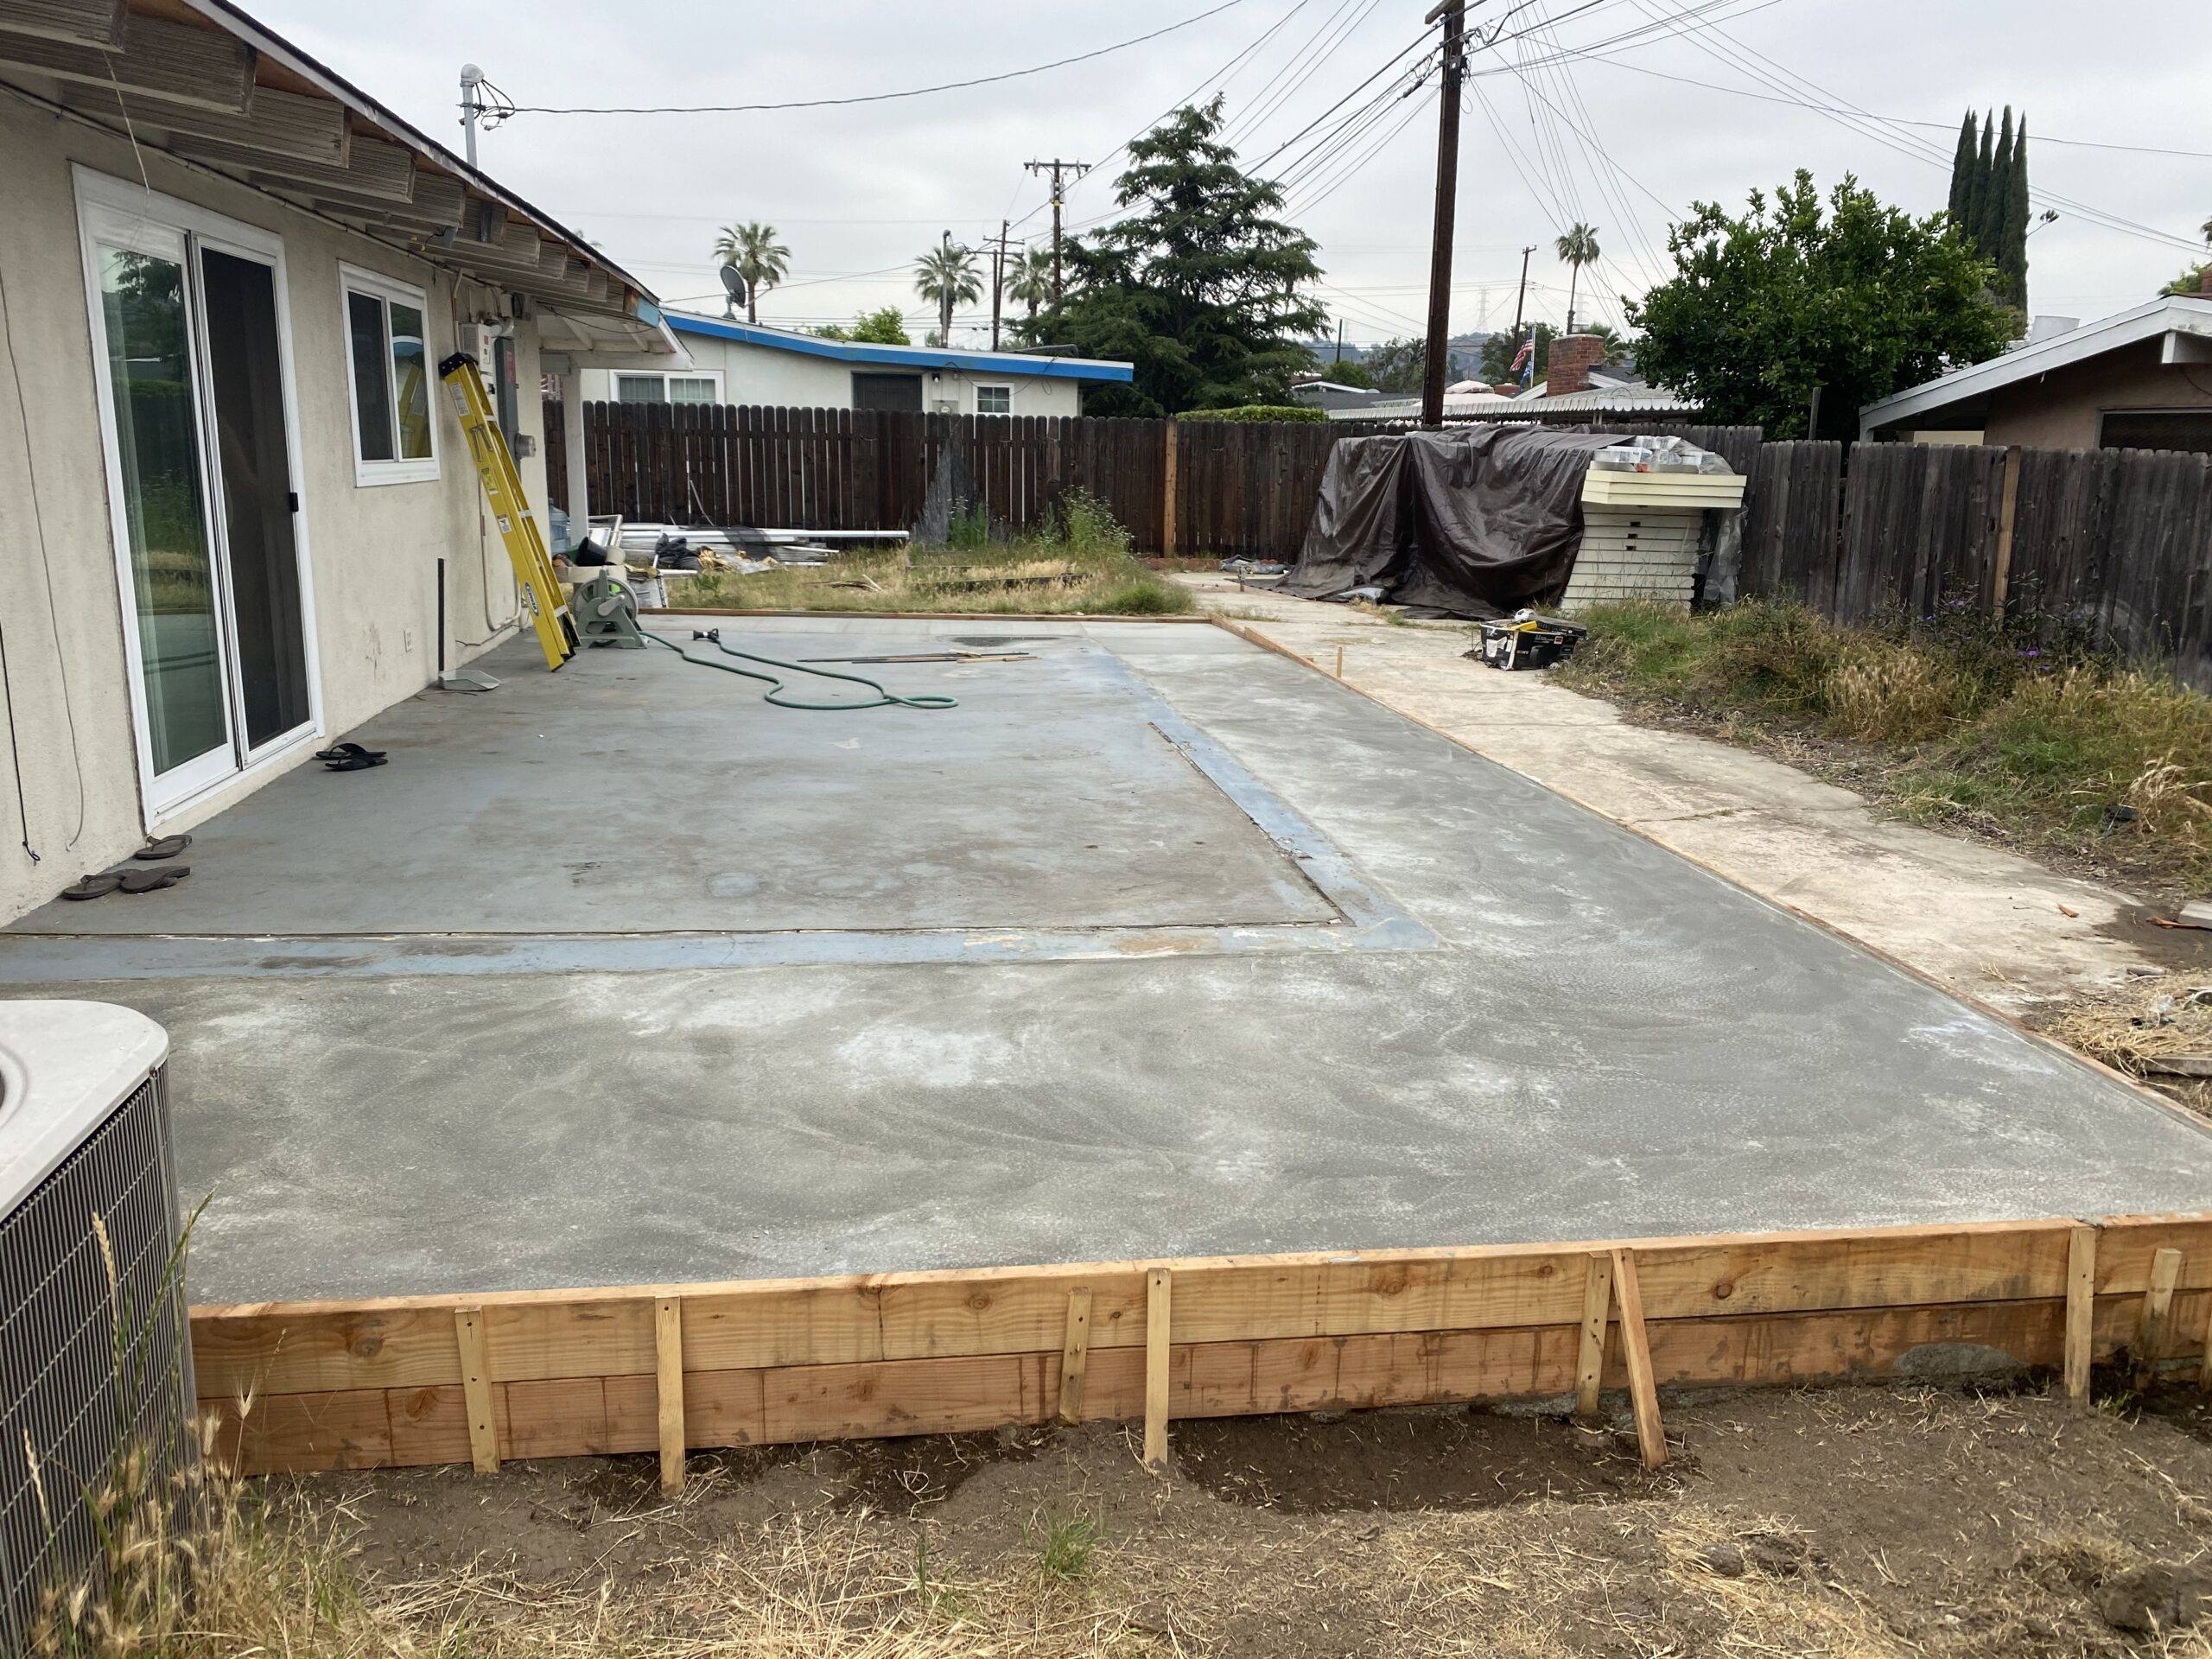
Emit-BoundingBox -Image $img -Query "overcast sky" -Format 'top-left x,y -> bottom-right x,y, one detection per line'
252,0 -> 2210,350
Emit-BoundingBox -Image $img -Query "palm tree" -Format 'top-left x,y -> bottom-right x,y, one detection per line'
712,222 -> 789,324
1005,247 -> 1054,327
1554,223 -> 1600,335
913,236 -> 983,346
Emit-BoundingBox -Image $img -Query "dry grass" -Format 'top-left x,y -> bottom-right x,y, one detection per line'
2037,969 -> 2212,1119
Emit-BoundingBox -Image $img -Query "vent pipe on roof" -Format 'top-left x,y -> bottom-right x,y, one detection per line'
460,64 -> 484,168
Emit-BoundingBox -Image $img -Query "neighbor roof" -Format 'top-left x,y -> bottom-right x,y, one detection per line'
1328,384 -> 1699,421
664,313 -> 1135,383
1859,296 -> 2212,435
0,0 -> 671,351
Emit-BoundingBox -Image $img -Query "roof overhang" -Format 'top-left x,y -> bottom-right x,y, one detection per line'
1860,296 -> 2212,436
664,312 -> 1135,383
0,0 -> 659,327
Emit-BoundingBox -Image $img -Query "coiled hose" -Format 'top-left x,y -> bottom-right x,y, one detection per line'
645,629 -> 957,711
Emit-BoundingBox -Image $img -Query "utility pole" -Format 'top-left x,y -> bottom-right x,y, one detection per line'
1510,245 -> 1535,337
1024,157 -> 1090,305
459,63 -> 484,167
936,230 -> 957,346
1419,1 -> 1467,428
1333,319 -> 1345,365
986,219 -> 1017,350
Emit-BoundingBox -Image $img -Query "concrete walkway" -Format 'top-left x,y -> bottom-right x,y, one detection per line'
1185,577 -> 2159,1014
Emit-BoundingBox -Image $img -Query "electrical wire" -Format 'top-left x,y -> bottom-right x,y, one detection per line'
645,630 -> 957,710
504,2 -> 1246,116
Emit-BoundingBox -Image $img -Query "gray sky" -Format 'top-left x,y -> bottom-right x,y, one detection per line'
254,0 -> 2210,349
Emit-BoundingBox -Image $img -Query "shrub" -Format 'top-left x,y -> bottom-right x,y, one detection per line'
1828,645 -> 1955,741
1175,404 -> 1328,424
1091,575 -> 1195,614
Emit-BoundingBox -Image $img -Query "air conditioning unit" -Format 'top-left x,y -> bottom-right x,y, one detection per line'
0,1002 -> 189,1653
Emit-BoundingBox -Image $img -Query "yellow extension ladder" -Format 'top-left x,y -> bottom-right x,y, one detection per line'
438,352 -> 576,671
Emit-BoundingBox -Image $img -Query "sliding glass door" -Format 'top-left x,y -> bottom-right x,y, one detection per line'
79,174 -> 316,815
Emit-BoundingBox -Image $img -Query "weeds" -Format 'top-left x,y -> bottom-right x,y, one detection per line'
1561,597 -> 2212,893
1025,1510 -> 1103,1583
665,489 -> 1192,617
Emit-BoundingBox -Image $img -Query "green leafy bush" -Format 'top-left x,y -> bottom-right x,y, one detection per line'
1175,404 -> 1327,424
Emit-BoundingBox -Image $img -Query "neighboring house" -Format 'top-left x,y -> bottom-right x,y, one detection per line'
0,0 -> 683,922
575,312 -> 1133,415
1325,334 -> 1700,422
1860,292 -> 2212,452
1290,379 -> 1384,412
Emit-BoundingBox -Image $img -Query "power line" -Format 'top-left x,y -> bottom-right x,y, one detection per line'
502,1 -> 1247,115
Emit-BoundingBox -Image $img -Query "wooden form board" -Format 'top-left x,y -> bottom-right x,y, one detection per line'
194,1213 -> 2212,1476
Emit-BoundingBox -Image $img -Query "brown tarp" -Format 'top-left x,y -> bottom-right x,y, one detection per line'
1281,426 -> 1629,617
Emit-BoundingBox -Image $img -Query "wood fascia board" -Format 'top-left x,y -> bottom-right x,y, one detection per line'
60,78 -> 346,162
0,10 -> 251,110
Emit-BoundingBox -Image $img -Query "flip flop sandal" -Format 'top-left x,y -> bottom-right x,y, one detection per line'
61,871 -> 124,900
118,865 -> 189,894
322,751 -> 388,772
136,833 -> 192,861
314,741 -> 387,765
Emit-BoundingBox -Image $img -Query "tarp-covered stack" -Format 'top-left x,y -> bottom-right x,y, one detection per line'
1281,427 -> 1739,619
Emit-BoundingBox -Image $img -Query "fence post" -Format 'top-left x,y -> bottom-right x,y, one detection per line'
1161,421 -> 1179,556
1991,446 -> 2023,616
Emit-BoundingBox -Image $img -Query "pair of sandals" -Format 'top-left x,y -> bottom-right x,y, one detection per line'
316,741 -> 387,772
62,835 -> 193,900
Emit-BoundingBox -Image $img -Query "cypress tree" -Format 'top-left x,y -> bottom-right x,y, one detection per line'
1947,110 -> 1978,228
2003,115 -> 2031,308
1980,106 -> 2014,257
1963,111 -> 1994,254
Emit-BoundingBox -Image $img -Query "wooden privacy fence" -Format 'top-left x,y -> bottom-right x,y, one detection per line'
194,1211 -> 2212,1484
543,401 -> 1760,562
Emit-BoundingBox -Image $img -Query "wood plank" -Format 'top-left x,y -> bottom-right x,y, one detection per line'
0,12 -> 250,111
2138,1248 -> 2183,1387
198,1217 -> 2212,1401
1990,446 -> 2023,613
172,133 -> 419,202
0,0 -> 126,51
1611,1249 -> 1668,1468
1145,1267 -> 1172,1471
656,1296 -> 684,1493
1058,1286 -> 1092,1426
1161,422 -> 1179,555
1574,1252 -> 1612,1418
2066,1224 -> 2097,1405
454,1306 -> 499,1472
61,81 -> 349,164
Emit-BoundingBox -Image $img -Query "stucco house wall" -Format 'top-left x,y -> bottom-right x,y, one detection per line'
0,98 -> 545,921
1979,336 -> 2212,449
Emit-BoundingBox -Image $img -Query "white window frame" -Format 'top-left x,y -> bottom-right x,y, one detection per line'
339,262 -> 439,486
613,369 -> 725,405
976,383 -> 1014,415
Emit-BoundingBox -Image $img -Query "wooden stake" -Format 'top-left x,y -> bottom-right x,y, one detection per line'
1574,1252 -> 1614,1419
1990,446 -> 2022,617
2065,1224 -> 2098,1406
1143,1267 -> 1172,1472
454,1306 -> 499,1473
2136,1249 -> 2183,1389
1609,1249 -> 1668,1468
655,1296 -> 685,1494
1160,423 -> 1178,556
1058,1286 -> 1092,1426
1334,645 -> 1344,679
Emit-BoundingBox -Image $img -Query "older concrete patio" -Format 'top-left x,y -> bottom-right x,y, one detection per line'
3,616 -> 2207,1303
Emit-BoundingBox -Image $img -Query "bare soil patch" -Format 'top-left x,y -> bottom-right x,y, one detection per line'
251,1383 -> 2212,1656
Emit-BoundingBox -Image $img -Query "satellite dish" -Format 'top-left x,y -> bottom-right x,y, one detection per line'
719,264 -> 747,316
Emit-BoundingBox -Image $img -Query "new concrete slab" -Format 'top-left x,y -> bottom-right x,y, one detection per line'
5,618 -> 2207,1302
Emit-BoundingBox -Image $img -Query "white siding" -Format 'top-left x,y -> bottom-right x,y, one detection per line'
580,334 -> 1087,416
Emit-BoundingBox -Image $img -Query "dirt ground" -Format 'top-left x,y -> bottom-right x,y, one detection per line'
270,1377 -> 2212,1656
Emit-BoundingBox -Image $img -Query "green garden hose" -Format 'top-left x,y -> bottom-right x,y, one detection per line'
645,630 -> 957,711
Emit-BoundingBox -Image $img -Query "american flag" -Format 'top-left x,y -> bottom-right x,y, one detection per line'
1510,330 -> 1536,385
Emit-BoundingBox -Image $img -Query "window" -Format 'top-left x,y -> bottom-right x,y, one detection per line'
852,372 -> 922,411
339,264 -> 435,484
614,372 -> 722,404
976,384 -> 1012,415
2100,410 -> 2212,456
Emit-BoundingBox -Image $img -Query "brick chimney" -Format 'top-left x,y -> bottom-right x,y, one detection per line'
1547,333 -> 1607,397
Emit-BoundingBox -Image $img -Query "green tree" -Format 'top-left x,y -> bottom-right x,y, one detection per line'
1554,222 -> 1600,334
1004,248 -> 1054,327
1999,116 -> 2031,308
1319,355 -> 1376,388
1360,338 -> 1430,393
1946,111 -> 1978,227
712,222 -> 789,324
1025,97 -> 1326,416
1980,108 -> 2014,259
1480,322 -> 1554,386
1625,171 -> 2012,438
1966,112 -> 1994,250
810,306 -> 911,345
913,237 -> 983,345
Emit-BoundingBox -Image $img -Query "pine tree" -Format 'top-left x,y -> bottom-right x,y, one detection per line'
2001,115 -> 2031,308
1980,107 -> 2013,257
1947,111 -> 1978,229
1962,111 -> 1993,253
